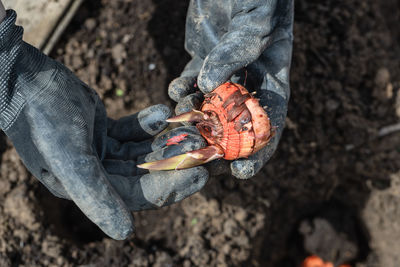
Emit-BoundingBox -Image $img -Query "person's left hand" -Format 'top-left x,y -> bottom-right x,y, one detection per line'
0,9 -> 208,240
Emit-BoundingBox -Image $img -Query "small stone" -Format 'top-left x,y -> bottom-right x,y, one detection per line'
148,63 -> 156,71
374,68 -> 390,89
395,89 -> 400,118
86,48 -> 95,59
99,29 -> 107,38
386,83 -> 393,99
111,44 -> 127,64
234,208 -> 247,221
325,99 -> 340,111
222,243 -> 231,254
122,34 -> 133,44
84,18 -> 97,31
373,67 -> 392,101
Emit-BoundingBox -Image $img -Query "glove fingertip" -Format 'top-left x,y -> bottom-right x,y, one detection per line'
132,167 -> 209,210
174,92 -> 204,121
168,77 -> 197,102
151,103 -> 172,120
112,222 -> 135,240
198,65 -> 231,94
230,159 -> 260,179
191,166 -> 209,186
138,104 -> 171,136
175,100 -> 195,116
177,166 -> 209,196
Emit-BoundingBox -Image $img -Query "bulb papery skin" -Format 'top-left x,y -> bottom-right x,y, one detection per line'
197,82 -> 272,160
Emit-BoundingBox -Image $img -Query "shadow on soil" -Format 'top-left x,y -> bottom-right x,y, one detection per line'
147,0 -> 191,86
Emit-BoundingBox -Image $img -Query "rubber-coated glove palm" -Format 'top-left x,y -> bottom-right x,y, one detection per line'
0,10 -> 208,240
168,0 -> 293,179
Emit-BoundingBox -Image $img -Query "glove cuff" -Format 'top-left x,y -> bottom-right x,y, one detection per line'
0,10 -> 22,49
0,10 -> 52,131
0,10 -> 25,130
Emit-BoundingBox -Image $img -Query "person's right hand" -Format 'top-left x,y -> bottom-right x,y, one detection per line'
0,10 -> 208,239
168,0 -> 293,179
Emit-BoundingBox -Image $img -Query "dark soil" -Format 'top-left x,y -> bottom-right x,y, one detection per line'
1,0 -> 400,266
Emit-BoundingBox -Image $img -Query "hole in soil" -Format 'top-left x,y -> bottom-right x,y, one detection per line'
36,184 -> 106,245
283,201 -> 370,266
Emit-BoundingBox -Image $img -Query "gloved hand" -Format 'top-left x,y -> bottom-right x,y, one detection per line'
0,10 -> 208,240
168,0 -> 294,179
0,1 -> 5,22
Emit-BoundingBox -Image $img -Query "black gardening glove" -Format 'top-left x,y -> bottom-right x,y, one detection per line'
0,10 -> 208,239
168,0 -> 293,179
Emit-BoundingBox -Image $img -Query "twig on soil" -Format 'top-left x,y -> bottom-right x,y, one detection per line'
377,123 -> 400,137
346,122 -> 400,151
